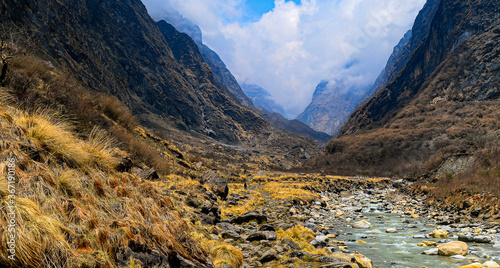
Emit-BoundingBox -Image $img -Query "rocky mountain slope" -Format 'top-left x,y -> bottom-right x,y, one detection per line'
0,0 -> 273,144
297,81 -> 364,136
155,12 -> 330,142
312,0 -> 500,177
155,10 -> 254,108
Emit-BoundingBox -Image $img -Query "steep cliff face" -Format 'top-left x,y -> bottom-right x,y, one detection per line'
155,11 -> 254,108
340,0 -> 499,135
363,30 -> 412,101
365,0 -> 440,101
0,0 -> 269,143
314,0 -> 500,176
297,81 -> 363,136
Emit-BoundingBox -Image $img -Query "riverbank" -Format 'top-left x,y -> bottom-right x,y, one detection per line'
197,175 -> 500,268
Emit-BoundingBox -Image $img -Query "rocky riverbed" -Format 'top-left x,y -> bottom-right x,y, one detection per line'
201,180 -> 500,268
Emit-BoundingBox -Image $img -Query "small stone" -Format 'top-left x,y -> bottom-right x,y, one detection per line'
304,222 -> 317,232
282,239 -> 301,250
386,228 -> 397,233
450,255 -> 466,260
352,220 -> 371,229
433,228 -> 449,239
259,224 -> 276,232
422,248 -> 439,255
418,241 -> 438,247
260,250 -> 278,263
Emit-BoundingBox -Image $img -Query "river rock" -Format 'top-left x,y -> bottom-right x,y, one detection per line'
320,262 -> 351,268
433,228 -> 449,238
305,222 -> 317,232
260,249 -> 278,263
474,235 -> 492,243
352,220 -> 371,229
459,264 -> 483,268
282,238 -> 301,250
221,230 -> 241,240
247,231 -> 277,241
386,228 -> 397,233
438,241 -> 468,256
422,248 -> 439,255
483,261 -> 500,267
231,211 -> 267,224
259,224 -> 276,232
458,234 -> 475,242
353,253 -> 373,268
413,234 -> 427,239
418,241 -> 438,247
450,255 -> 466,260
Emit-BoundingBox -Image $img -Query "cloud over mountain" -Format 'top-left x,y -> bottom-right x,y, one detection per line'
142,0 -> 425,117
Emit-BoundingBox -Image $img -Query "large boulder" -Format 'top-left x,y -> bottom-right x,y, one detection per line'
202,170 -> 229,200
438,241 -> 468,256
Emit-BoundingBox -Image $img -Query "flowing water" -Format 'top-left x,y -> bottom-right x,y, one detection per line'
337,198 -> 500,268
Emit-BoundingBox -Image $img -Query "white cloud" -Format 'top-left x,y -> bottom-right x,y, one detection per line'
141,0 -> 426,118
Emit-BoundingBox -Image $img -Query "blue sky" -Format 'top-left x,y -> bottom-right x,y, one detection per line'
142,0 -> 426,118
244,0 -> 301,22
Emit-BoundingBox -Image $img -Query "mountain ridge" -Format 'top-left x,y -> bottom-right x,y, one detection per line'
312,0 -> 500,177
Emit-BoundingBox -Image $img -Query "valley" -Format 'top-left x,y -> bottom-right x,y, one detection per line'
0,0 -> 499,267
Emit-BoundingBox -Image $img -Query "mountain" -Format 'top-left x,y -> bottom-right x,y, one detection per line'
156,11 -> 254,108
255,108 -> 332,143
157,13 -> 332,142
1,0 -> 271,144
297,81 -> 364,136
312,0 -> 500,176
363,30 -> 412,101
241,84 -> 288,118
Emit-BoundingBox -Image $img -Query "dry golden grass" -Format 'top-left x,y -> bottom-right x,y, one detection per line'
221,183 -> 265,218
262,181 -> 319,203
0,92 -> 210,267
0,196 -> 75,267
14,112 -> 118,171
204,240 -> 243,268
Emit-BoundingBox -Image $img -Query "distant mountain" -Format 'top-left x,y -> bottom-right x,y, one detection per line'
242,84 -> 288,118
297,81 -> 364,136
256,108 -> 332,142
312,0 -> 500,177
